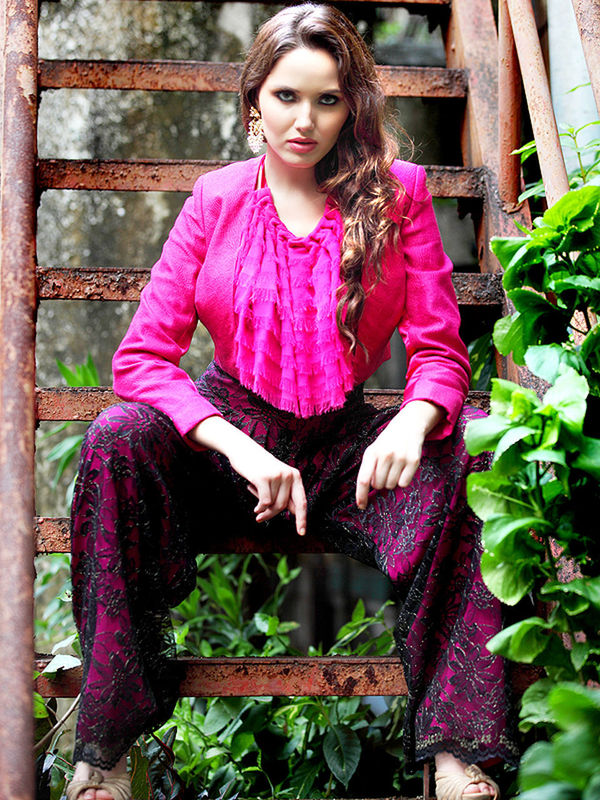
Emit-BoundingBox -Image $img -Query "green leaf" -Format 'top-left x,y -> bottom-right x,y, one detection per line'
33,691 -> 50,720
254,612 -> 279,636
543,185 -> 600,237
467,472 -> 535,520
519,679 -> 557,733
570,641 -> 590,672
467,332 -> 497,391
323,725 -> 361,788
464,414 -> 513,454
483,514 -> 547,559
495,424 -> 540,460
583,772 -> 600,800
525,344 -> 582,384
480,551 -> 536,605
518,783 -> 581,800
542,369 -> 588,431
541,577 -> 600,614
523,448 -> 567,466
486,617 -> 552,661
351,598 -> 365,623
508,289 -> 571,351
490,378 -> 528,414
573,435 -> 600,479
204,700 -> 233,736
489,236 -> 528,272
50,632 -> 78,654
549,682 -> 600,730
581,324 -> 600,364
230,731 -> 255,761
493,313 -> 527,362
553,725 -> 600,789
519,741 -> 556,790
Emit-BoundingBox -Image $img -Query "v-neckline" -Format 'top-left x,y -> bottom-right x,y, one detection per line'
255,156 -> 332,242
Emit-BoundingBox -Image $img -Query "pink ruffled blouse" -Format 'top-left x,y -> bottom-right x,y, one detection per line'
232,185 -> 354,417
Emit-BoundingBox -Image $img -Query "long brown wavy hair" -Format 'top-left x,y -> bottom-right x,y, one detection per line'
239,3 -> 405,354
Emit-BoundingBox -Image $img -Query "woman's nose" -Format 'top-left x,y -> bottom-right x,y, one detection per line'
295,102 -> 315,131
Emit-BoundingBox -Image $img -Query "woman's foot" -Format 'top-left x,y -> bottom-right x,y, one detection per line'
435,751 -> 499,798
68,756 -> 130,800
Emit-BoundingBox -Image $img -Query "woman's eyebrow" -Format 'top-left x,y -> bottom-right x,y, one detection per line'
271,85 -> 343,94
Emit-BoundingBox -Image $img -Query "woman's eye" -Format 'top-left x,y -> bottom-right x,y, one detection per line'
319,94 -> 339,106
275,90 -> 296,102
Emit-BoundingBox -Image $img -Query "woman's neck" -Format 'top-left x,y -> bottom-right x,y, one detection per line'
262,152 -> 328,238
263,151 -> 319,197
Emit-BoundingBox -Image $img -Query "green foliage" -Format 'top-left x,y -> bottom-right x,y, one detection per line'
42,354 -> 100,509
514,118 -> 600,203
35,549 -> 408,798
467,183 -> 600,799
152,554 -> 408,799
490,186 -> 600,393
467,331 -> 498,391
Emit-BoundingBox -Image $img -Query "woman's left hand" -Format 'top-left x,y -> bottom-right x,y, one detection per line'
356,400 -> 444,510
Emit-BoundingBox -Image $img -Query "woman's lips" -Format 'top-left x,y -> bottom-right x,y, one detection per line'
287,139 -> 318,153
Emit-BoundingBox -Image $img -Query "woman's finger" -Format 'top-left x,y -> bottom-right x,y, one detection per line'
384,459 -> 404,490
398,457 -> 420,488
356,449 -> 375,509
253,478 -> 276,517
288,471 -> 307,536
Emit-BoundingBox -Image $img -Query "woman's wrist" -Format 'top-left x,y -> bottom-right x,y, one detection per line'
391,399 -> 445,437
188,415 -> 253,457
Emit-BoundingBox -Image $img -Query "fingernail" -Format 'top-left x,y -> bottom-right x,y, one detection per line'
298,527 -> 306,537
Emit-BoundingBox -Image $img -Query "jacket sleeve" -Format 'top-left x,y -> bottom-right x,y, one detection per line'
112,176 -> 222,445
397,164 -> 471,439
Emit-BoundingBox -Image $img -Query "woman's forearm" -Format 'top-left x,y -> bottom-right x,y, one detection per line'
389,399 -> 445,436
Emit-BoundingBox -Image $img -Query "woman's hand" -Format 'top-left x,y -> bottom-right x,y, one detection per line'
188,416 -> 307,535
356,400 -> 444,510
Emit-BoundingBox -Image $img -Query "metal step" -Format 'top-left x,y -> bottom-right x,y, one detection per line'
37,160 -> 484,196
37,266 -> 502,306
39,59 -> 467,99
34,655 -> 408,698
35,387 -> 490,424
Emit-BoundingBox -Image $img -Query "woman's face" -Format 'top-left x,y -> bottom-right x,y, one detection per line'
257,47 -> 350,173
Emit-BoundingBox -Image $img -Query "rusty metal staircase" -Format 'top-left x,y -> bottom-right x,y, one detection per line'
0,0 -> 563,797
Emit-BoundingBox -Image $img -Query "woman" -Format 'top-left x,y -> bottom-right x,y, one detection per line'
67,5 -> 517,799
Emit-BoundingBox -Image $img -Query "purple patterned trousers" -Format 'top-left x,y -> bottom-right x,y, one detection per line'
71,362 -> 518,770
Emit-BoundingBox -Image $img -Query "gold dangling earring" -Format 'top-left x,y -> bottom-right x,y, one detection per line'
247,107 -> 265,154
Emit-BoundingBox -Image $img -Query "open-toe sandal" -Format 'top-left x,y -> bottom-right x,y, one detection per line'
435,764 -> 500,800
66,768 -> 131,800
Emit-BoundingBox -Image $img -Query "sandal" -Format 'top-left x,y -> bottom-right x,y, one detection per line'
435,764 -> 500,800
66,768 -> 131,800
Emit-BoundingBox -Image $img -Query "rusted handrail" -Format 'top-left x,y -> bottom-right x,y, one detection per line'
502,0 -> 570,206
498,0 -> 522,209
0,2 -> 38,799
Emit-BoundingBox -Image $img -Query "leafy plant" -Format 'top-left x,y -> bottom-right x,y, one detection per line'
42,354 -> 100,508
515,118 -> 600,203
153,554 -> 411,799
465,183 -> 600,799
467,331 -> 498,391
490,185 -> 600,392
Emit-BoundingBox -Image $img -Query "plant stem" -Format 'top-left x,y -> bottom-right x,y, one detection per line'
325,771 -> 334,798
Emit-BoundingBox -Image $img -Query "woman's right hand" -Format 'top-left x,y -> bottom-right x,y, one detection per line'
188,416 -> 307,536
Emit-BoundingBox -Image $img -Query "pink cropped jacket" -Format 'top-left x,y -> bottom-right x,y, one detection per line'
113,157 -> 471,444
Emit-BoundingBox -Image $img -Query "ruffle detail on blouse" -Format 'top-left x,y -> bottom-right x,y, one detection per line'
232,187 -> 354,418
